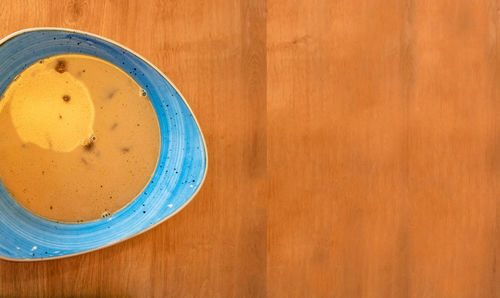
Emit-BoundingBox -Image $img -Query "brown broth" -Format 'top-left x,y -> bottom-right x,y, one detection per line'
0,54 -> 160,223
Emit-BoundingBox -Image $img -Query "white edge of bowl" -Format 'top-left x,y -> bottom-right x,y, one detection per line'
0,27 -> 209,262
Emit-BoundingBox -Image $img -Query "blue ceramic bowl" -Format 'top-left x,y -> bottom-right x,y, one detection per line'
0,28 -> 207,261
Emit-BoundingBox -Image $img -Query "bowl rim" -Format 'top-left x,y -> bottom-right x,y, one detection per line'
0,27 -> 208,262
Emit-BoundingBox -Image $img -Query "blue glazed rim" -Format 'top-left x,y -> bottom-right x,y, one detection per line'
0,28 -> 208,261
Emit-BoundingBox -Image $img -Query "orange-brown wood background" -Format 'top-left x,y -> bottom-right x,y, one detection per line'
0,0 -> 499,297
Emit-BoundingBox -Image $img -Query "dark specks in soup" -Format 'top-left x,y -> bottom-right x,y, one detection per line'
0,54 -> 161,223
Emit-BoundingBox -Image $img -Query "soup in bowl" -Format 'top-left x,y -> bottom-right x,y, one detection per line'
0,28 -> 207,261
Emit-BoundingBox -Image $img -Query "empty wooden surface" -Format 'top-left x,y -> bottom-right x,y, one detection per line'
0,0 -> 498,297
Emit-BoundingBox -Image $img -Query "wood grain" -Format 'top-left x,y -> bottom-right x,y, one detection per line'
0,0 -> 498,297
0,0 -> 267,297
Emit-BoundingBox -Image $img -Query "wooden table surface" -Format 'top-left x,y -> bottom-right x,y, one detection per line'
0,0 -> 499,297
